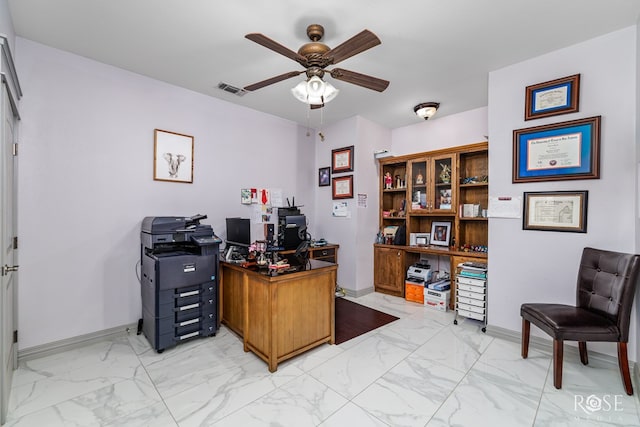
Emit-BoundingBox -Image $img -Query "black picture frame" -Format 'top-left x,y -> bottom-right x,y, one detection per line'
525,74 -> 580,121
318,167 -> 330,187
513,116 -> 600,183
523,191 -> 588,233
331,145 -> 354,173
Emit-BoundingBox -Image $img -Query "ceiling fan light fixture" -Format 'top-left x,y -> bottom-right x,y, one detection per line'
414,102 -> 440,120
291,78 -> 339,105
306,76 -> 325,97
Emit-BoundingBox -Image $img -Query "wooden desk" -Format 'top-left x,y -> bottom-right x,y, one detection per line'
220,260 -> 337,372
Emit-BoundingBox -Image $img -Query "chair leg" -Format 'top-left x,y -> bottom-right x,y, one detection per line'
521,318 -> 530,359
617,342 -> 633,396
579,342 -> 588,365
553,339 -> 563,389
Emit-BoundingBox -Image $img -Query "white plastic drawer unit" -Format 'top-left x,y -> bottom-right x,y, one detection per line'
456,308 -> 485,321
456,282 -> 486,294
456,276 -> 486,287
456,295 -> 486,308
456,289 -> 486,300
457,302 -> 485,315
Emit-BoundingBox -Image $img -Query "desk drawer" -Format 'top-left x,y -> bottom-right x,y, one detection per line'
312,247 -> 336,262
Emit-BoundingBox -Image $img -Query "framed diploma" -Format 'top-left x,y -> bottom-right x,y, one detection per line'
332,175 -> 353,199
331,145 -> 354,173
525,74 -> 580,120
512,116 -> 600,183
523,191 -> 588,233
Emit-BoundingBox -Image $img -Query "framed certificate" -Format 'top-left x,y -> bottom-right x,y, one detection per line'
332,175 -> 353,199
523,191 -> 588,233
331,145 -> 354,173
525,74 -> 580,121
512,116 -> 600,183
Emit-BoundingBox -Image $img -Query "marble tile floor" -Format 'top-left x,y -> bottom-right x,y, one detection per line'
5,292 -> 640,426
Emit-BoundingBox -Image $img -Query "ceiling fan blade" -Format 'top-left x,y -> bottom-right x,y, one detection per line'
245,33 -> 308,64
322,30 -> 381,65
329,68 -> 389,92
244,71 -> 304,92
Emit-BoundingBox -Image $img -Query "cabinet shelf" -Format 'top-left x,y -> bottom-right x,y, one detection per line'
459,217 -> 488,221
460,182 -> 488,188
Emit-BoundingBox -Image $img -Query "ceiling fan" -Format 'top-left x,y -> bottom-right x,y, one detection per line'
243,24 -> 389,108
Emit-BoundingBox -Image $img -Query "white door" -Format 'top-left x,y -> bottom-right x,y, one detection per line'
0,77 -> 19,425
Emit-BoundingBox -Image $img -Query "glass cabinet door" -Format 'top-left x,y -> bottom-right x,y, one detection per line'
430,154 -> 456,212
408,159 -> 428,212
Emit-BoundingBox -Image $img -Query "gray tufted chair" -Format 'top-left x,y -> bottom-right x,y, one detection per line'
520,247 -> 640,395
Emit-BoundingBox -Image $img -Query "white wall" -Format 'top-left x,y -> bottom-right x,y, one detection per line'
488,26 -> 638,360
391,107 -> 488,156
15,39 -> 312,349
0,0 -> 15,51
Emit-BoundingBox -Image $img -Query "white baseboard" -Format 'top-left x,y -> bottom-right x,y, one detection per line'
18,322 -> 139,362
486,324 -> 631,368
343,286 -> 374,298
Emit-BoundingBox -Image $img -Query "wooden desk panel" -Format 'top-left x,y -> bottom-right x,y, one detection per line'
220,260 -> 336,372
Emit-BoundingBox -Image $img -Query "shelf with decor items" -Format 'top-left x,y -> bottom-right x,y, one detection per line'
374,142 -> 488,302
408,153 -> 456,214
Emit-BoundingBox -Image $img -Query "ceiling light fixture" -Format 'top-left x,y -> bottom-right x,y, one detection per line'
291,76 -> 339,106
414,102 -> 440,120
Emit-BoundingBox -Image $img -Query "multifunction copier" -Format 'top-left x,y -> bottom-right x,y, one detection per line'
140,214 -> 222,352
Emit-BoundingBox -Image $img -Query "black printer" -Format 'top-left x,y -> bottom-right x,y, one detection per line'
139,214 -> 222,352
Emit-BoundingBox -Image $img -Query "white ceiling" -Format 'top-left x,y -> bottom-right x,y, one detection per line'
7,0 -> 640,129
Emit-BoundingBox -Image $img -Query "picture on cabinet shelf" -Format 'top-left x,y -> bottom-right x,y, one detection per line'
430,221 -> 452,247
439,189 -> 452,209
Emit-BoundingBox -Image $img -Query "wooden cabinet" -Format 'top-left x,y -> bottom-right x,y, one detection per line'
408,153 -> 456,214
374,246 -> 406,296
375,142 -> 488,303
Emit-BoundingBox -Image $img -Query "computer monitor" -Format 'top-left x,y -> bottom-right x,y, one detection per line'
225,217 -> 250,247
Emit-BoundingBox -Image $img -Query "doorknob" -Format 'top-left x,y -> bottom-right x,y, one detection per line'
2,265 -> 19,276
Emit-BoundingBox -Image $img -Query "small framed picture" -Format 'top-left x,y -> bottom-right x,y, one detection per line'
430,221 -> 452,247
332,145 -> 354,173
523,191 -> 588,233
319,166 -> 331,187
154,129 -> 194,183
525,74 -> 580,121
332,175 -> 353,199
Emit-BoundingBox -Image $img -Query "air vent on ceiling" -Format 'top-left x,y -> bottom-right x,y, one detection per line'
217,82 -> 247,97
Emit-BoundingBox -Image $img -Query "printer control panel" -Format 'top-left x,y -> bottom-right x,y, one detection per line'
192,235 -> 222,245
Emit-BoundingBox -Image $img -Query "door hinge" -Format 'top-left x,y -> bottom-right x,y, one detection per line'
13,236 -> 18,249
12,143 -> 18,156
13,330 -> 17,343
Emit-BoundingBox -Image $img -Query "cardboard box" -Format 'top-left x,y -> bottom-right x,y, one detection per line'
424,289 -> 450,311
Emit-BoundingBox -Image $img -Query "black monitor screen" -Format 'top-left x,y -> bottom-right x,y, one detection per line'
225,217 -> 250,247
